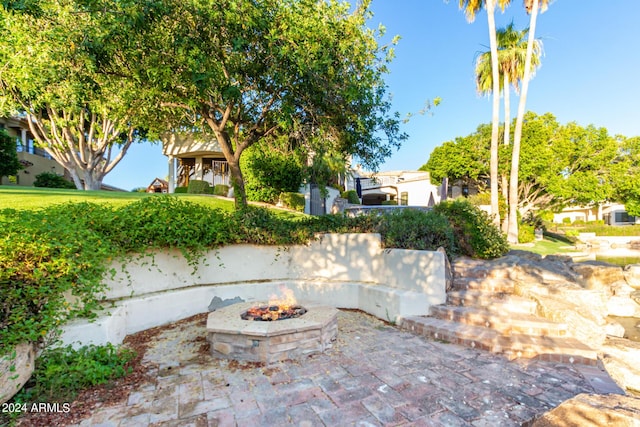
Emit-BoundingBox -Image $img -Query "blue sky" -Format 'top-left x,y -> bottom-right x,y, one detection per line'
105,0 -> 640,190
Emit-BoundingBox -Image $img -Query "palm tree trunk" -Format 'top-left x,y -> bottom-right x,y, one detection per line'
502,71 -> 511,233
486,0 -> 501,228
508,0 -> 540,243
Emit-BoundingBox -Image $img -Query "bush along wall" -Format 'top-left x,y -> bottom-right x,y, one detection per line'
433,199 -> 509,259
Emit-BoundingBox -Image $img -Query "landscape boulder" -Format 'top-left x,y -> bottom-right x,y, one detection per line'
531,393 -> 640,427
600,336 -> 640,394
624,264 -> 640,290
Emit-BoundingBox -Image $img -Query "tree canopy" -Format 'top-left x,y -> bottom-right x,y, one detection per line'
0,129 -> 22,179
0,0 -> 162,190
421,112 -> 635,215
133,0 -> 406,208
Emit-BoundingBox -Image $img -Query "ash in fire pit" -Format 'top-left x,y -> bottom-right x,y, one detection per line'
241,305 -> 307,321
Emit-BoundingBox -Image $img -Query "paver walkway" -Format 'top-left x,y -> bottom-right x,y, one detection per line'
67,311 -> 621,426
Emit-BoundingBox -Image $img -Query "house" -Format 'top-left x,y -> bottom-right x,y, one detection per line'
0,116 -> 67,186
162,131 -> 230,192
146,178 -> 169,193
347,170 -> 443,207
553,203 -> 639,225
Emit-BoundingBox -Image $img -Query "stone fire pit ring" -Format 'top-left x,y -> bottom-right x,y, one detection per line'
206,302 -> 338,364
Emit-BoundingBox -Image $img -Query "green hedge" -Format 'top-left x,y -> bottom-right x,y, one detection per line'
174,186 -> 188,193
33,172 -> 76,189
379,209 -> 456,255
341,190 -> 360,204
187,180 -> 210,194
213,184 -> 229,196
279,192 -> 305,212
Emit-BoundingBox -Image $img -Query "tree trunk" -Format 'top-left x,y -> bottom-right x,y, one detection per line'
211,127 -> 249,210
508,0 -> 540,243
486,0 -> 501,228
83,172 -> 102,191
501,71 -> 511,234
69,169 -> 84,190
228,157 -> 247,210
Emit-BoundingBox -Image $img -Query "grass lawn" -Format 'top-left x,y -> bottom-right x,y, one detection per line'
0,186 -> 235,211
0,186 -> 307,221
511,234 -> 581,256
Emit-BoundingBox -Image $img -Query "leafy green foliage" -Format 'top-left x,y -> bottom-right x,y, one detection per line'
518,223 -> 535,243
13,344 -> 135,403
341,190 -> 361,204
33,172 -> 76,189
379,209 -> 457,255
434,199 -> 509,259
422,112 -> 636,214
279,192 -> 305,212
134,0 -> 406,208
0,130 -> 22,179
213,185 -> 229,197
174,186 -> 188,194
242,144 -> 304,204
0,1 -> 164,190
187,180 -> 211,194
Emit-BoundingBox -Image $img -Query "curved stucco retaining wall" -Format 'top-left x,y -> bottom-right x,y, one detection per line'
60,233 -> 446,347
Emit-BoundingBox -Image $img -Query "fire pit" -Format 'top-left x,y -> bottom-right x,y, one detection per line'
206,301 -> 337,364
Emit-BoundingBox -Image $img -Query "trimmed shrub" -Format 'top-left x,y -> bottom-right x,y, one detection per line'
433,199 -> 509,259
174,186 -> 188,193
381,200 -> 398,205
279,192 -> 305,212
341,190 -> 360,204
213,184 -> 229,197
33,172 -> 76,189
378,209 -> 456,256
518,223 -> 535,244
187,180 -> 210,194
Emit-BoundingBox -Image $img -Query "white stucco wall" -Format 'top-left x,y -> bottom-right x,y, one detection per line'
60,234 -> 447,347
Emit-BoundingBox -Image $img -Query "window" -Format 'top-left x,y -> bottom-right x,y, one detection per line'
615,212 -> 635,224
400,192 -> 408,206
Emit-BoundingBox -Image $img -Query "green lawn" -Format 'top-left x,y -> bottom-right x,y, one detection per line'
0,186 -> 308,221
0,186 -> 235,211
511,238 -> 581,256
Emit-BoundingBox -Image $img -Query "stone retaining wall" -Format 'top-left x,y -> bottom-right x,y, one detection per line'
60,234 -> 446,347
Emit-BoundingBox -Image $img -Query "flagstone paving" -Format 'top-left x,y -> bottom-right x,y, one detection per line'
67,310 -> 622,426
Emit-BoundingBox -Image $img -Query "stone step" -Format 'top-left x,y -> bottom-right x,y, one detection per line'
451,263 -> 511,280
429,305 -> 568,337
447,290 -> 538,315
452,277 -> 516,293
401,316 -> 597,366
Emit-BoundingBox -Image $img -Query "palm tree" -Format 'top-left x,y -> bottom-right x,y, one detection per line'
507,0 -> 550,243
475,23 -> 543,232
458,0 -> 511,228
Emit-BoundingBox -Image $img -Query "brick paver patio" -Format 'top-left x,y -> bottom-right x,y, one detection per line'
65,310 -> 622,426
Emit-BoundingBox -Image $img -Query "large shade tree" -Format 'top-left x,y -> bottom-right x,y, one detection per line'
421,112 -> 626,216
613,136 -> 640,216
0,1 -> 159,190
136,0 -> 406,209
458,0 -> 512,227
